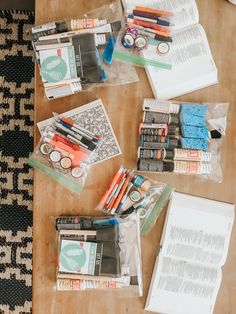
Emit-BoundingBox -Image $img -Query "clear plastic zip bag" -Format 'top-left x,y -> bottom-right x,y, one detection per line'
29,1 -> 139,100
96,165 -> 173,235
28,114 -> 101,193
137,99 -> 229,182
54,213 -> 143,297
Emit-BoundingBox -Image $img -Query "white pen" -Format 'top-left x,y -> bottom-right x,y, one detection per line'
38,23 -> 112,41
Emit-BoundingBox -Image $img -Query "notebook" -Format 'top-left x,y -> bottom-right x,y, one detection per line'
37,98 -> 121,165
122,0 -> 218,99
145,192 -> 235,314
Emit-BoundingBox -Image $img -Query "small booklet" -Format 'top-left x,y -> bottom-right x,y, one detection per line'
39,45 -> 77,83
59,239 -> 103,276
145,192 -> 235,314
123,0 -> 218,99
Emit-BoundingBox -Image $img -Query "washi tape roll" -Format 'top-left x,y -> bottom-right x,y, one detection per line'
49,150 -> 61,163
133,175 -> 145,188
157,42 -> 170,55
137,207 -> 148,219
121,33 -> 135,48
60,156 -> 72,169
129,190 -> 142,202
134,35 -> 147,50
71,167 -> 84,178
126,27 -> 138,37
40,143 -> 53,155
140,179 -> 151,192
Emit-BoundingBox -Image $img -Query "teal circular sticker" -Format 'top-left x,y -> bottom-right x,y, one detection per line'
41,56 -> 67,82
60,243 -> 86,272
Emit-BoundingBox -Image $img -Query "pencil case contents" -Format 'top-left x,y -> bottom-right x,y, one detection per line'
29,2 -> 138,100
137,99 -> 229,182
113,4 -> 173,69
28,115 -> 101,193
96,165 -> 173,235
55,213 -> 142,296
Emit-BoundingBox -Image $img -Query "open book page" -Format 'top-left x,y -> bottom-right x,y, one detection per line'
145,255 -> 222,314
161,192 -> 235,268
144,24 -> 218,99
122,0 -> 199,30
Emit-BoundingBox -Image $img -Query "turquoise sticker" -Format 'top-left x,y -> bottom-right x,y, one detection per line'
60,242 -> 86,272
41,56 -> 67,82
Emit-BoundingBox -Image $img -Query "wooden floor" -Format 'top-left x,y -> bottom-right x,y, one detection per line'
33,0 -> 236,313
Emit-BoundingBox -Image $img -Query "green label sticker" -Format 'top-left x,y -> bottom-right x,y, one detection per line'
41,56 -> 67,82
60,242 -> 86,272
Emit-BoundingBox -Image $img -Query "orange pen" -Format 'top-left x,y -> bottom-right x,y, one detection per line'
135,6 -> 173,18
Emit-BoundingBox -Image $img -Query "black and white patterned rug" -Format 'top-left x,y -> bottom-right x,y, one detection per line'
0,10 -> 34,313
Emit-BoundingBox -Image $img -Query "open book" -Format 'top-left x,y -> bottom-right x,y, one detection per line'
145,192 -> 235,314
122,0 -> 218,99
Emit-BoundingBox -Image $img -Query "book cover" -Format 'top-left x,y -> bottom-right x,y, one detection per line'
59,239 -> 103,276
39,45 -> 77,83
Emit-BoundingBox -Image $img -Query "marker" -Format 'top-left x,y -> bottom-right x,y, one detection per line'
47,131 -> 82,151
155,34 -> 173,42
143,99 -> 180,114
109,172 -> 129,214
131,14 -> 172,28
60,116 -> 99,140
105,170 -> 127,211
116,177 -> 135,214
127,19 -> 170,37
127,21 -> 171,38
58,119 -> 94,141
55,122 -> 97,151
59,119 -> 97,143
54,127 -> 89,150
132,10 -> 173,26
98,167 -> 125,208
38,23 -> 113,41
111,173 -> 132,214
135,6 -> 173,18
